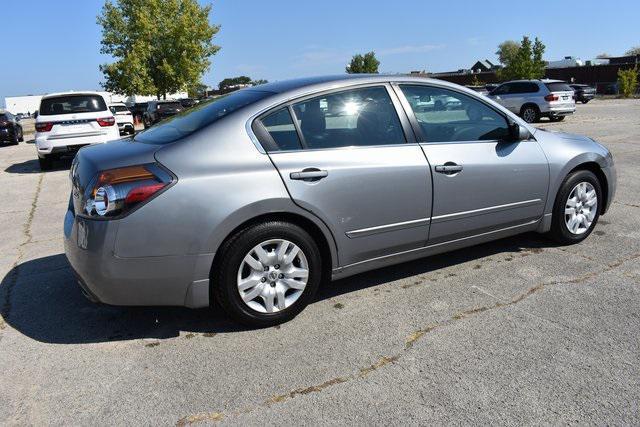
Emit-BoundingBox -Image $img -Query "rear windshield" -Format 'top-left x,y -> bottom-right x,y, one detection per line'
110,105 -> 130,113
158,102 -> 182,110
545,82 -> 572,92
40,95 -> 108,116
135,90 -> 272,145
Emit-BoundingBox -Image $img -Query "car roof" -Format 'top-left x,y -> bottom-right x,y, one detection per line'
41,91 -> 105,100
252,74 -> 462,95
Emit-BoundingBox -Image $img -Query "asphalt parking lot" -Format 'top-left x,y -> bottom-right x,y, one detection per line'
1,99 -> 639,425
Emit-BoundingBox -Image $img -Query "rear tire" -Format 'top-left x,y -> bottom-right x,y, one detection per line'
212,221 -> 322,327
520,105 -> 540,123
38,156 -> 53,171
581,100 -> 589,104
550,116 -> 565,122
548,170 -> 602,244
18,126 -> 24,142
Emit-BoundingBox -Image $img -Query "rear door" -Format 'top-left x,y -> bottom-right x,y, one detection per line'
257,84 -> 433,266
396,84 -> 549,244
489,83 -> 517,112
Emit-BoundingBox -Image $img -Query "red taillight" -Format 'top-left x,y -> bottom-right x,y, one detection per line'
36,122 -> 54,132
544,94 -> 559,102
97,117 -> 116,127
125,183 -> 166,204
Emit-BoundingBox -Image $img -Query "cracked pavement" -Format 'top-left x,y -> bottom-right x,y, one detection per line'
1,99 -> 640,425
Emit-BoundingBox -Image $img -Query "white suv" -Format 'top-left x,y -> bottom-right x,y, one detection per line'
35,92 -> 120,170
109,103 -> 135,136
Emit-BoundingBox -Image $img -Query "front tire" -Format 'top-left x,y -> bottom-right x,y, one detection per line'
581,100 -> 589,104
212,221 -> 322,327
548,170 -> 602,244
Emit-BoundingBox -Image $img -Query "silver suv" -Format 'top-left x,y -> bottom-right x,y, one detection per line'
488,79 -> 576,123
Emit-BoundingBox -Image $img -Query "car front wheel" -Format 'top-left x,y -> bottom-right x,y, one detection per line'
212,221 -> 322,327
521,105 -> 539,123
548,170 -> 602,244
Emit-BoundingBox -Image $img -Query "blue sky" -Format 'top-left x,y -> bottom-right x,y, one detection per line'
1,0 -> 638,102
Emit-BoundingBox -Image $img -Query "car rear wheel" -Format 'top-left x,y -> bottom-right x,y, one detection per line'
520,105 -> 539,123
212,221 -> 322,327
548,170 -> 601,244
18,126 -> 24,142
38,156 -> 53,171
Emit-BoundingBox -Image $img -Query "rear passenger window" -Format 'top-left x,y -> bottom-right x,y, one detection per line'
261,108 -> 302,151
290,86 -> 406,149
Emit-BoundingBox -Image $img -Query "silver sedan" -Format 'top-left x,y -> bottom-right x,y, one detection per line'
64,75 -> 616,326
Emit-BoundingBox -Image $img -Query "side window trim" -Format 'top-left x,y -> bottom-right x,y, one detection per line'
254,83 -> 411,152
392,82 -> 514,144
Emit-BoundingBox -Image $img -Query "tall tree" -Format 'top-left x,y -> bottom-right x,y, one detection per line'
346,52 -> 380,73
499,36 -> 546,80
98,0 -> 220,99
218,76 -> 252,91
626,46 -> 640,56
495,40 -> 520,65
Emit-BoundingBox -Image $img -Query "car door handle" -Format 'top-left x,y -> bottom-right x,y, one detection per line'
434,163 -> 463,174
290,169 -> 328,181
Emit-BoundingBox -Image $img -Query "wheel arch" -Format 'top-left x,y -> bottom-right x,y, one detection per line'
567,161 -> 609,215
209,210 -> 338,288
520,102 -> 540,115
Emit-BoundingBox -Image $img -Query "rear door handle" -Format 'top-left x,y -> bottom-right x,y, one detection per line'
434,163 -> 463,174
290,169 -> 329,181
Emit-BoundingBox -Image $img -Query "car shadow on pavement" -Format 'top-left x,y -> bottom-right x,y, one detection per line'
5,157 -> 72,174
1,233 -> 555,344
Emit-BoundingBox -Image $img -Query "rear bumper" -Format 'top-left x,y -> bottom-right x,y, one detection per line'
63,206 -> 213,308
35,129 -> 120,156
546,106 -> 576,117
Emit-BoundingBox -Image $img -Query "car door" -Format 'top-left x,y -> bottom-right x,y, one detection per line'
396,84 -> 549,244
489,83 -> 515,112
255,85 -> 433,266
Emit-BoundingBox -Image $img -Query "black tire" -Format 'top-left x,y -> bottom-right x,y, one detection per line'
520,105 -> 540,123
550,116 -> 565,122
212,221 -> 322,327
18,126 -> 24,142
38,156 -> 53,171
548,170 -> 602,245
581,100 -> 589,104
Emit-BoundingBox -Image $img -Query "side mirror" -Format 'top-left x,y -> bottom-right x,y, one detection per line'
509,122 -> 531,141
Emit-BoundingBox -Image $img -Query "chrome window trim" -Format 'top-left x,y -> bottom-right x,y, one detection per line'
431,199 -> 542,223
346,218 -> 430,238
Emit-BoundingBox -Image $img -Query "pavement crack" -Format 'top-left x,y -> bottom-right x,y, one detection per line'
0,173 -> 44,330
614,201 -> 640,209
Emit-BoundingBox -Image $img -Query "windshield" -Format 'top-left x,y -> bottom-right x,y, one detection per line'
40,95 -> 108,116
135,90 -> 272,145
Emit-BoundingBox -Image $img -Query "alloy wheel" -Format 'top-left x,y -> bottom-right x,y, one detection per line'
522,108 -> 536,123
236,239 -> 309,313
564,181 -> 598,235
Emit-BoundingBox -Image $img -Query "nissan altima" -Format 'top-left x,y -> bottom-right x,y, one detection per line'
64,75 -> 616,326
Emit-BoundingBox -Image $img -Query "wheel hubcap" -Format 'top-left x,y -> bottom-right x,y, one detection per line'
564,181 -> 597,235
236,239 -> 309,313
523,108 -> 535,123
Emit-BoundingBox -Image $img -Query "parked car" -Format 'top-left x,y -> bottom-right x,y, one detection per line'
179,98 -> 198,109
488,79 -> 575,123
35,92 -> 119,170
130,102 -> 148,124
65,75 -> 615,327
0,110 -> 24,144
570,84 -> 596,104
142,100 -> 183,128
109,103 -> 135,135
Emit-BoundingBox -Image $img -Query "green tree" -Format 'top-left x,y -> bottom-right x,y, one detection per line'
618,67 -> 638,97
495,40 -> 520,65
345,51 -> 380,73
625,46 -> 640,56
218,76 -> 252,91
98,0 -> 220,99
251,79 -> 269,86
498,36 -> 546,80
188,82 -> 209,99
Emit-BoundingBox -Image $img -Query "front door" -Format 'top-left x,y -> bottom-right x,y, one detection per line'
397,84 -> 549,244
256,85 -> 433,266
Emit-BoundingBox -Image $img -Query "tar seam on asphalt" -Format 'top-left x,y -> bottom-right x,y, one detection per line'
0,173 -> 44,331
175,250 -> 640,425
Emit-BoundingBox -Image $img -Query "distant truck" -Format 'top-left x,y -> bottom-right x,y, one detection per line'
547,56 -> 584,69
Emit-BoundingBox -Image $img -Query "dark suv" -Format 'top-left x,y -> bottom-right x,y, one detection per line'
570,84 -> 596,104
0,111 -> 24,144
142,100 -> 183,128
